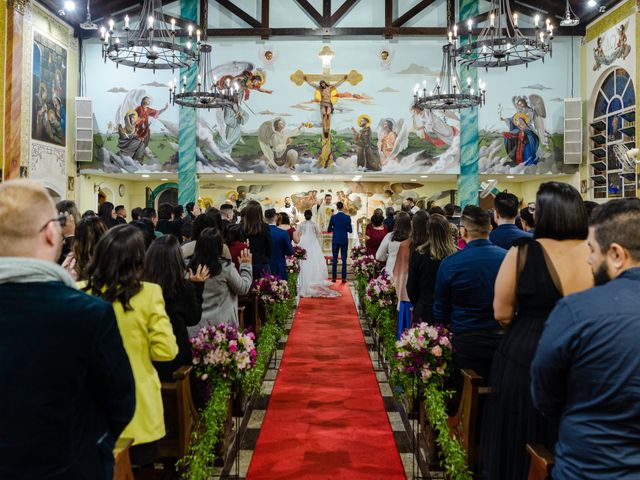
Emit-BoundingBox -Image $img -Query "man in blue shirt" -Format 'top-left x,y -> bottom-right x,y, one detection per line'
434,205 -> 506,383
531,199 -> 640,479
265,208 -> 293,280
328,202 -> 352,283
489,191 -> 532,249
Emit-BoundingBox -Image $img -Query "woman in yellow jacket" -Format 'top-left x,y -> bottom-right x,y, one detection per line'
81,225 -> 178,467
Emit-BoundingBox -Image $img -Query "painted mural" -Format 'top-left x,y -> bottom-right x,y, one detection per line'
81,37 -> 578,176
32,31 -> 67,147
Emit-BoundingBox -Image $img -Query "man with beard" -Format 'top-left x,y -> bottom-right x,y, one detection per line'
531,198 -> 640,480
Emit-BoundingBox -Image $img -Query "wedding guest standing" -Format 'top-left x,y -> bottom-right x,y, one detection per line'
0,180 -> 135,480
482,182 -> 592,480
144,235 -> 208,382
187,228 -> 253,332
407,214 -> 457,324
489,192 -> 532,249
225,223 -> 249,270
242,200 -> 272,279
531,198 -> 640,479
266,208 -> 293,280
82,225 -> 178,468
62,215 -> 107,281
98,201 -> 119,229
433,206 -> 505,384
278,211 -> 301,244
365,212 -> 388,256
376,211 -> 411,279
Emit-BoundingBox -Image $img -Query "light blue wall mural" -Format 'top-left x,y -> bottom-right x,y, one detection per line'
81,36 -> 578,176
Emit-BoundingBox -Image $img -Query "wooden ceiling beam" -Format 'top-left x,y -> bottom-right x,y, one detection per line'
213,0 -> 261,28
391,0 -> 436,28
330,0 -> 360,27
294,0 -> 324,27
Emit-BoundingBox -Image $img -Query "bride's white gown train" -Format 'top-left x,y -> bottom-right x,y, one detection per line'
297,221 -> 341,298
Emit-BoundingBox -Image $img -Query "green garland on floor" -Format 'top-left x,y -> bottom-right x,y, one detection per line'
177,378 -> 232,480
242,318 -> 284,396
423,382 -> 473,480
266,301 -> 291,328
288,272 -> 298,299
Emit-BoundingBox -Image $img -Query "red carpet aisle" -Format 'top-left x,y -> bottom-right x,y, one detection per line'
246,283 -> 406,479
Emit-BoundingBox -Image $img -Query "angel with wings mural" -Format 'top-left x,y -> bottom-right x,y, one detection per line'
210,61 -> 272,101
509,95 -> 548,145
502,112 -> 540,166
376,118 -> 409,165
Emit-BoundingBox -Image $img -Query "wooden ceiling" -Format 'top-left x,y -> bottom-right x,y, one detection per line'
39,0 -> 625,39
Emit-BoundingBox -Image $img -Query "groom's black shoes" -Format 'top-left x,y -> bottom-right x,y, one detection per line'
332,278 -> 337,283
341,279 -> 347,284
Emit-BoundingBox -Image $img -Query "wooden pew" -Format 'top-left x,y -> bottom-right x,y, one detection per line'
447,369 -> 490,473
239,293 -> 262,335
113,438 -> 134,480
238,305 -> 246,331
527,444 -> 555,480
158,366 -> 198,459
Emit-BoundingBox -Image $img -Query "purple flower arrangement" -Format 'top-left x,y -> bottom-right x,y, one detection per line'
365,270 -> 397,308
292,246 -> 307,261
252,274 -> 290,304
395,323 -> 452,384
352,254 -> 381,279
350,244 -> 368,262
285,255 -> 300,274
190,323 -> 257,381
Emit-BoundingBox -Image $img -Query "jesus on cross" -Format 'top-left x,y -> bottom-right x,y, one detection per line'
302,75 -> 348,138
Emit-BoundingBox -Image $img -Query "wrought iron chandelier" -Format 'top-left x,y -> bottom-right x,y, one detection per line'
413,43 -> 486,111
453,0 -> 554,70
169,44 -> 241,110
100,0 -> 200,72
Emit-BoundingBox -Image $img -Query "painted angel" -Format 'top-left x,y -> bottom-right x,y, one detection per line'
210,61 -> 272,101
509,95 -> 548,146
376,118 -> 409,165
410,104 -> 458,147
257,118 -> 306,170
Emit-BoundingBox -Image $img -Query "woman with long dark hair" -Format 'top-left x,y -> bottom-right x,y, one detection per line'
407,214 -> 457,324
62,215 -> 107,281
365,213 -> 388,256
410,210 -> 429,248
242,200 -> 272,279
482,182 -> 593,479
181,213 -> 231,261
81,225 -> 178,468
376,211 -> 412,338
144,235 -> 209,382
187,228 -> 253,334
97,201 -> 118,229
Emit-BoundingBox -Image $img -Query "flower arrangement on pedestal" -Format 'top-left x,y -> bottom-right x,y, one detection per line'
395,323 -> 471,480
350,244 -> 367,261
292,245 -> 307,261
285,247 -> 306,299
352,254 -> 381,279
365,270 -> 397,310
252,274 -> 291,325
190,323 -> 257,382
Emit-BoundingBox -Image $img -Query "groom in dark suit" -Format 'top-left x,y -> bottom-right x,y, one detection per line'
328,202 -> 352,283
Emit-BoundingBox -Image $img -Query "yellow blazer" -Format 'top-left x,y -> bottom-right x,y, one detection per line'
79,281 -> 178,445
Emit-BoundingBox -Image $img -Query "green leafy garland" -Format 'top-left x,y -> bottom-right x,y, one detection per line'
362,294 -> 472,479
242,318 -> 284,396
288,272 -> 298,299
423,382 -> 472,480
177,378 -> 231,480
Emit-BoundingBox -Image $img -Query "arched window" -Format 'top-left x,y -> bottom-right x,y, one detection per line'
590,68 -> 636,199
157,187 -> 178,207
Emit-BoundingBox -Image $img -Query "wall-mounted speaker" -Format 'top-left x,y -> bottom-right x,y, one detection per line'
564,98 -> 582,165
75,97 -> 93,162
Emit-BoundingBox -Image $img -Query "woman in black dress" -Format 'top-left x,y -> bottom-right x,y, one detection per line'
407,213 -> 456,324
242,200 -> 272,279
144,235 -> 209,382
481,182 -> 593,479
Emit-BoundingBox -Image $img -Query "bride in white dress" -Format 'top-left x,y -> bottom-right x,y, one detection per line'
298,210 -> 341,298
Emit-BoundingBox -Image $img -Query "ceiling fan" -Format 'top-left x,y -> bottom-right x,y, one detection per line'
80,0 -> 97,30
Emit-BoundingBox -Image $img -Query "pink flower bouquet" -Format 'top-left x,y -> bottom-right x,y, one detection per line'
190,323 -> 257,381
365,270 -> 397,309
252,274 -> 290,304
395,323 -> 452,384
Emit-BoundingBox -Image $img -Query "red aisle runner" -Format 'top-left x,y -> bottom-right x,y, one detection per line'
246,283 -> 406,479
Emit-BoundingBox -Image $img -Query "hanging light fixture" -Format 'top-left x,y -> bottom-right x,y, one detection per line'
453,0 -> 554,70
100,0 -> 201,72
412,43 -> 486,111
169,44 -> 241,110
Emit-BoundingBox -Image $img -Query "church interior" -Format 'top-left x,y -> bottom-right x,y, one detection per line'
0,0 -> 637,479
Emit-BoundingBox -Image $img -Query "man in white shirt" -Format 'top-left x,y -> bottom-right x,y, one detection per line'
315,193 -> 335,232
281,196 -> 298,225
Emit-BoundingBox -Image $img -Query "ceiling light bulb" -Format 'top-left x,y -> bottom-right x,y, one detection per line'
64,1 -> 75,11
587,0 -> 597,6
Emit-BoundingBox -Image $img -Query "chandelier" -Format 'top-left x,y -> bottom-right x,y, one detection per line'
169,44 -> 241,110
100,0 -> 200,72
413,43 -> 486,111
452,0 -> 554,70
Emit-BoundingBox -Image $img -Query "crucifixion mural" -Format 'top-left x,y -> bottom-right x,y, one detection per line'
291,46 -> 363,168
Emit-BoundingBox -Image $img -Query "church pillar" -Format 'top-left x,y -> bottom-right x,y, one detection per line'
457,0 -> 479,208
177,0 -> 198,206
2,1 -> 26,181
